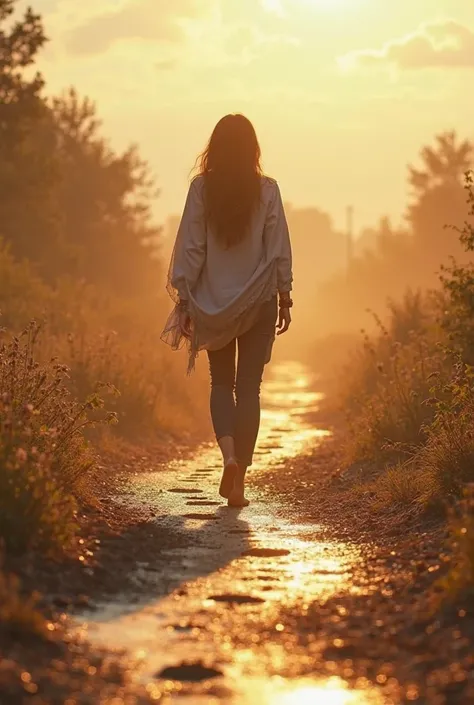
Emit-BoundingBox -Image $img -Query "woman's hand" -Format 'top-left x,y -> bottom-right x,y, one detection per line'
277,307 -> 291,335
277,293 -> 292,336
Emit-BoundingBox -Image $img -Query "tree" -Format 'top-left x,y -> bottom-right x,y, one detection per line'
0,0 -> 64,276
0,0 -> 45,108
408,132 -> 473,264
51,89 -> 162,295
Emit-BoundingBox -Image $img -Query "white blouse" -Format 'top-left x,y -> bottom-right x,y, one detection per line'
163,175 -> 293,370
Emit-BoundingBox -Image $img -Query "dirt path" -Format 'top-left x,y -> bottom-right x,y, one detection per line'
73,362 -> 394,704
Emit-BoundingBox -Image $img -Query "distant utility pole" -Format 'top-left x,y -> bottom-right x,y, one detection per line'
346,205 -> 354,272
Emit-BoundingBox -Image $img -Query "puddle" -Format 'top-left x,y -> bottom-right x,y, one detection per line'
78,362 -> 388,704
236,676 -> 385,704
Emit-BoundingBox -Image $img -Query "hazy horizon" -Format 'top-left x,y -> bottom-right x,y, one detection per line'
26,0 -> 474,232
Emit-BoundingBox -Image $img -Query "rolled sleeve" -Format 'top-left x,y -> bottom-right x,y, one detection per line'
170,179 -> 207,298
264,181 -> 293,293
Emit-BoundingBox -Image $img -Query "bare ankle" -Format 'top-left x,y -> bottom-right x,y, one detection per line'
218,436 -> 236,465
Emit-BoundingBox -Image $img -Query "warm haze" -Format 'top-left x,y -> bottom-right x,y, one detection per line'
28,0 -> 474,232
3,1 -> 474,702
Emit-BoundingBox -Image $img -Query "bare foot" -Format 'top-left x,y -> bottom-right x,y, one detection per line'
228,491 -> 250,508
219,458 -> 238,499
227,465 -> 249,507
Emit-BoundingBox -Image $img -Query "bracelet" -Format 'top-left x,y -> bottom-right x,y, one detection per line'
279,297 -> 293,309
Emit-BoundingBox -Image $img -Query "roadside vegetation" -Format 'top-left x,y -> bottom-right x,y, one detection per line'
0,0 -> 208,666
336,176 -> 474,603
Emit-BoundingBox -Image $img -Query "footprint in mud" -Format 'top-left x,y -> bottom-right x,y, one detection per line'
242,548 -> 291,558
208,594 -> 265,605
157,662 -> 223,682
184,513 -> 219,520
186,501 -> 221,506
169,488 -> 203,494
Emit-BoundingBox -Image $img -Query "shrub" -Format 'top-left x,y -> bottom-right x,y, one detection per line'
0,260 -> 210,443
342,301 -> 446,462
0,241 -> 51,329
418,360 -> 474,499
52,328 -> 209,440
0,323 -> 110,555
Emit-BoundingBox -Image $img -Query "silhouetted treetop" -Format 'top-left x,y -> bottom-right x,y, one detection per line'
0,0 -> 46,106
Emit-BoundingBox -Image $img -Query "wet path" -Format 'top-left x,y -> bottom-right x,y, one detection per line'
79,362 -> 389,704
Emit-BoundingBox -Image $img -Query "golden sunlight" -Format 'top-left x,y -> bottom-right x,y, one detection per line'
264,0 -> 354,13
300,0 -> 352,8
239,676 -> 384,705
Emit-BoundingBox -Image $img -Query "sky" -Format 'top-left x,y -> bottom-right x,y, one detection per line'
25,0 -> 474,233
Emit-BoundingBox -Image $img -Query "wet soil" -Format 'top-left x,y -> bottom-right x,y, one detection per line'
253,429 -> 474,703
1,362 -> 473,704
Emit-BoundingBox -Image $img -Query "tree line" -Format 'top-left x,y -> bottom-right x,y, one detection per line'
0,0 -> 161,302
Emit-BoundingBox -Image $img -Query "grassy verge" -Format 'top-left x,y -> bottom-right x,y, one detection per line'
0,318 -> 194,703
321,182 -> 474,605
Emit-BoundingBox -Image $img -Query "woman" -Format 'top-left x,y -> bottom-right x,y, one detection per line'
162,114 -> 293,508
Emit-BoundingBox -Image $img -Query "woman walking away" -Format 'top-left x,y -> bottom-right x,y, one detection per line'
162,114 -> 293,508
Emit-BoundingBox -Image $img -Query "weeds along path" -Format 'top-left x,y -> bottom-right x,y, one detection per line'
76,362 -> 394,704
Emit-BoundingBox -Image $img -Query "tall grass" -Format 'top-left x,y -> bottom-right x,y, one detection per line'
0,251 -> 210,443
341,292 -> 447,461
336,179 -> 474,601
0,322 -> 112,555
53,327 -> 209,440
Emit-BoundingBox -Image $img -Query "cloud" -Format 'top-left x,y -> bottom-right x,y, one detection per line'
66,0 -> 202,55
341,20 -> 474,71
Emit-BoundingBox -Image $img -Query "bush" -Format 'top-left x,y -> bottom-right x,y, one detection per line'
0,269 -> 210,443
50,327 -> 209,440
341,294 -> 447,462
0,241 -> 51,329
418,360 -> 474,499
0,323 -> 110,555
339,178 -> 474,530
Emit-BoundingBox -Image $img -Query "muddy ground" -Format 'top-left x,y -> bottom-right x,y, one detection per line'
1,362 -> 473,704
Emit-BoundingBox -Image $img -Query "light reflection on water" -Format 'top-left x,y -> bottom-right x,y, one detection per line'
238,676 -> 384,705
79,361 -> 387,704
237,677 -> 384,705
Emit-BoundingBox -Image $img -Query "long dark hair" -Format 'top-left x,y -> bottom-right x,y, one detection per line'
195,114 -> 263,248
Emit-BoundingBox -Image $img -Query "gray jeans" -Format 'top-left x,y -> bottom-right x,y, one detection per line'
207,297 -> 278,468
